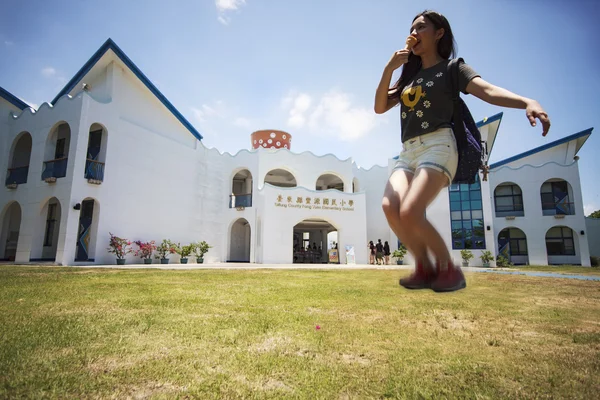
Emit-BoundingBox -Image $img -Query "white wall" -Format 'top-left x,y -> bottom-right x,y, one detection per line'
585,217 -> 600,258
355,164 -> 390,249
490,157 -> 590,266
258,184 -> 367,264
0,93 -> 84,265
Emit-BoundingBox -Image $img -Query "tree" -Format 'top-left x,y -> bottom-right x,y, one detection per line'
589,210 -> 600,218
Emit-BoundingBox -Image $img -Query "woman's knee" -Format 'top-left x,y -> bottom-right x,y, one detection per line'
398,202 -> 424,228
381,196 -> 399,218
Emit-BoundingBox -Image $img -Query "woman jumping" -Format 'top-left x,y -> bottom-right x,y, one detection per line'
374,10 -> 550,292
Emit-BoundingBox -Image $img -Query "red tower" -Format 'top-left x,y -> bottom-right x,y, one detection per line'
251,130 -> 292,150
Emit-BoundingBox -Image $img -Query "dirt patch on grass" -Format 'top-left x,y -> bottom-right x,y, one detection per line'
251,334 -> 294,353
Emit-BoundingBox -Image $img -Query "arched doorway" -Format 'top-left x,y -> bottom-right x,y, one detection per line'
231,169 -> 253,208
498,227 -> 528,265
316,173 -> 344,192
229,218 -> 251,262
6,132 -> 32,187
293,218 -> 338,263
31,197 -> 62,261
264,168 -> 297,188
85,123 -> 108,184
42,122 -> 71,182
75,198 -> 100,261
0,202 -> 22,261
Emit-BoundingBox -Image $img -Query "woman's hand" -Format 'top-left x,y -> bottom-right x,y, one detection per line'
386,49 -> 410,72
525,100 -> 551,137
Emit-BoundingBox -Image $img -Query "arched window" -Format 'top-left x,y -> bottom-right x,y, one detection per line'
545,226 -> 575,256
541,179 -> 574,215
494,183 -> 524,217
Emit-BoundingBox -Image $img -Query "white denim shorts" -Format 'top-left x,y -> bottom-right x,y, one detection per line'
392,127 -> 459,185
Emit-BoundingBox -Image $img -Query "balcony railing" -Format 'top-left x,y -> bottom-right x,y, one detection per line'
230,193 -> 252,208
542,202 -> 575,216
41,157 -> 68,181
5,166 -> 29,186
494,204 -> 525,217
85,159 -> 105,182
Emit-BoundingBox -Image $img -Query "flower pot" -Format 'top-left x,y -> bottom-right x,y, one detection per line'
180,258 -> 188,264
482,262 -> 490,268
396,259 -> 403,265
160,258 -> 169,264
462,262 -> 469,268
197,257 -> 204,264
143,258 -> 152,265
116,258 -> 126,265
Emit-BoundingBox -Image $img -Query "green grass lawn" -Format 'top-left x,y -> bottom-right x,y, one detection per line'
1,266 -> 599,399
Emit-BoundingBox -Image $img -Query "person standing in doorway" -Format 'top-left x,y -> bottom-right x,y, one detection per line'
374,10 -> 550,292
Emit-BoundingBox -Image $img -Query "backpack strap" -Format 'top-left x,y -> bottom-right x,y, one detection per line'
447,58 -> 466,142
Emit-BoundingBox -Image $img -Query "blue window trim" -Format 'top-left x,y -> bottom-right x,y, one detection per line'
51,38 -> 203,141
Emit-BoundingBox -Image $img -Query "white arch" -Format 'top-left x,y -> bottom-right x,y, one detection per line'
315,172 -> 345,192
0,201 -> 22,261
228,218 -> 251,262
263,167 -> 298,189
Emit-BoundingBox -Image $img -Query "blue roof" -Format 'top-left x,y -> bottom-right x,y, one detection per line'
489,128 -> 593,169
51,38 -> 203,141
476,112 -> 503,128
0,86 -> 29,110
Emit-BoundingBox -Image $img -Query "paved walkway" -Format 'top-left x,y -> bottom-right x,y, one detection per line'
46,262 -> 600,281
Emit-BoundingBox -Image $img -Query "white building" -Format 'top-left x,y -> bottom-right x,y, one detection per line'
0,39 -> 594,267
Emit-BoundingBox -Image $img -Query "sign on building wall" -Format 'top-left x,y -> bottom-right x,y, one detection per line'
274,194 -> 355,212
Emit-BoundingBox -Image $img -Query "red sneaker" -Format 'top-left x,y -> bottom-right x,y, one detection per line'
431,262 -> 466,292
399,262 -> 436,290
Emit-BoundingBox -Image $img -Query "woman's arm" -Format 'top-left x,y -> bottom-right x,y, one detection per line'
374,67 -> 400,114
466,77 -> 551,136
374,49 -> 410,114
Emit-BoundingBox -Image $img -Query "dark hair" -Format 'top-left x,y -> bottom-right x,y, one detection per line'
389,10 -> 457,100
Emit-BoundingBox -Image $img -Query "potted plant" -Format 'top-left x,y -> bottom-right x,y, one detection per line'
460,249 -> 474,267
391,244 -> 407,265
107,232 -> 133,265
175,243 -> 194,264
480,250 -> 494,268
496,255 -> 513,268
134,240 -> 156,264
192,241 -> 212,263
155,239 -> 176,264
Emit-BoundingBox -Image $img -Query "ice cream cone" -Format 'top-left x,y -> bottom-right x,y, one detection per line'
405,35 -> 418,50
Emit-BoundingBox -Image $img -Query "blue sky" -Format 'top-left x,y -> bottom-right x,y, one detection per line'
1,0 -> 599,215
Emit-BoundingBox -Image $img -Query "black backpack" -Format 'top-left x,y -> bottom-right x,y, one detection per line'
447,58 -> 487,184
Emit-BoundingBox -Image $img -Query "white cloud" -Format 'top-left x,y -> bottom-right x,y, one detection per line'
215,0 -> 246,25
41,67 -> 56,77
282,89 -> 377,141
282,92 -> 312,128
234,117 -> 252,128
584,203 -> 598,217
191,103 -> 220,123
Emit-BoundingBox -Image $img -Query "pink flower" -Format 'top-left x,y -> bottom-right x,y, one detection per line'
315,325 -> 321,330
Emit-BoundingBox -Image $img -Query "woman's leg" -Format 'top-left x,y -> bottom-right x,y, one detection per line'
398,167 -> 466,292
381,170 -> 430,265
